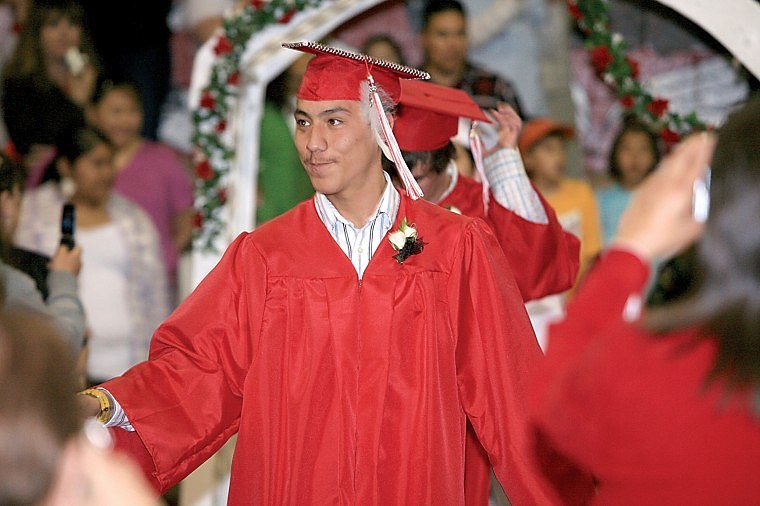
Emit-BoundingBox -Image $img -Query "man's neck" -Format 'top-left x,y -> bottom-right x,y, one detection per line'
327,173 -> 388,228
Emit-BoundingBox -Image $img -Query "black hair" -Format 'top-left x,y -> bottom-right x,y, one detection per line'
422,0 -> 466,30
38,126 -> 112,184
91,75 -> 142,108
608,117 -> 660,183
402,142 -> 456,175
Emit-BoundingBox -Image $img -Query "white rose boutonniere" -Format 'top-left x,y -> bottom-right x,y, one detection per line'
389,218 -> 427,263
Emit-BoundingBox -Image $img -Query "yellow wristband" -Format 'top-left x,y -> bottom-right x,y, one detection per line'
79,388 -> 113,424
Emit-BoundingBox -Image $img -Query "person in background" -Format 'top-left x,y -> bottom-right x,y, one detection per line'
519,117 -> 602,348
256,56 -> 315,225
393,79 -> 579,302
531,99 -> 760,504
0,151 -> 84,357
0,307 -> 163,506
520,117 -> 602,280
87,78 -> 194,303
81,41 -> 562,504
2,0 -> 98,184
596,118 -> 660,245
418,0 -> 522,114
14,126 -> 169,384
392,79 -> 587,505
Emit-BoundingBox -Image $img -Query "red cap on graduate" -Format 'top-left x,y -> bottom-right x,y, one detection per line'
282,41 -> 430,199
394,80 -> 491,152
282,41 -> 428,103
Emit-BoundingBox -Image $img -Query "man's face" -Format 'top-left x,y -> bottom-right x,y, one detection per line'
294,99 -> 383,199
421,10 -> 468,75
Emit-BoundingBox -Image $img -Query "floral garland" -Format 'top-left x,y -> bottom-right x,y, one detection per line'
192,0 -> 323,251
568,0 -> 708,144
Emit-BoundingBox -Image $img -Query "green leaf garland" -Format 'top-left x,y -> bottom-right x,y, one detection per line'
568,0 -> 708,145
192,0 -> 324,252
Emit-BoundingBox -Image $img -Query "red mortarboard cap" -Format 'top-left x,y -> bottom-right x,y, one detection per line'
282,41 -> 429,103
394,80 -> 491,151
518,118 -> 574,154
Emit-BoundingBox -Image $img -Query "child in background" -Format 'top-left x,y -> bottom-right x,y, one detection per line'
519,118 -> 603,349
520,118 -> 602,280
87,79 -> 194,304
596,119 -> 660,245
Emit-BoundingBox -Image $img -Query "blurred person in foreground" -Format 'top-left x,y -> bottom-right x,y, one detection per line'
531,98 -> 760,504
0,307 -> 162,506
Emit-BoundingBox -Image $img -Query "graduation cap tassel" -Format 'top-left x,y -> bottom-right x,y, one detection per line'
368,75 -> 424,200
469,122 -> 490,213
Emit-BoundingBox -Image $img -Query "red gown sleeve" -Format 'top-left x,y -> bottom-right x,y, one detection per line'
101,233 -> 266,493
450,219 -> 568,504
529,248 -> 650,501
486,187 -> 581,302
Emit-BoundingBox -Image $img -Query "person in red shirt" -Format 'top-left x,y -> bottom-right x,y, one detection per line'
81,42 -> 562,504
532,98 -> 760,504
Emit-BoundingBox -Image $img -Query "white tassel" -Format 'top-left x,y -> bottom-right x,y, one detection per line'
368,76 -> 423,200
469,122 -> 489,213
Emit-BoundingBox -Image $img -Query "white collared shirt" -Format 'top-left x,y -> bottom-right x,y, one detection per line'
314,171 -> 400,279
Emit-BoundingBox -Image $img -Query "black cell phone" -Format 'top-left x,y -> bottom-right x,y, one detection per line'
60,203 -> 76,249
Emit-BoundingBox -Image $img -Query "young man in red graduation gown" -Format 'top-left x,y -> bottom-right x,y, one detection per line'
393,80 -> 584,505
81,42 -> 561,504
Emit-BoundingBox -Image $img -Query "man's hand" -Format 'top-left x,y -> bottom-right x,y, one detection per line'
484,102 -> 522,155
613,133 -> 716,262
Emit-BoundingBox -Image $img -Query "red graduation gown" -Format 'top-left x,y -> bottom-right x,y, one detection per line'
438,173 -> 579,303
104,195 -> 558,505
438,173 -> 582,505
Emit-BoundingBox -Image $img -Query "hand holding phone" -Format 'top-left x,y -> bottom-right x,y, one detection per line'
60,203 -> 76,250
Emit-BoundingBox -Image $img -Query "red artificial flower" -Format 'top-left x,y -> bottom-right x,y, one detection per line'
193,211 -> 203,229
213,35 -> 233,56
250,0 -> 264,8
217,187 -> 228,204
625,55 -> 640,79
227,72 -> 240,86
620,95 -> 635,109
567,1 -> 583,21
590,46 -> 614,73
278,8 -> 296,24
216,119 -> 227,133
661,128 -> 681,144
647,98 -> 669,118
200,90 -> 216,109
195,159 -> 214,180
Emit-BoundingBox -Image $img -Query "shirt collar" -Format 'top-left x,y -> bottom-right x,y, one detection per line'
314,171 -> 400,231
